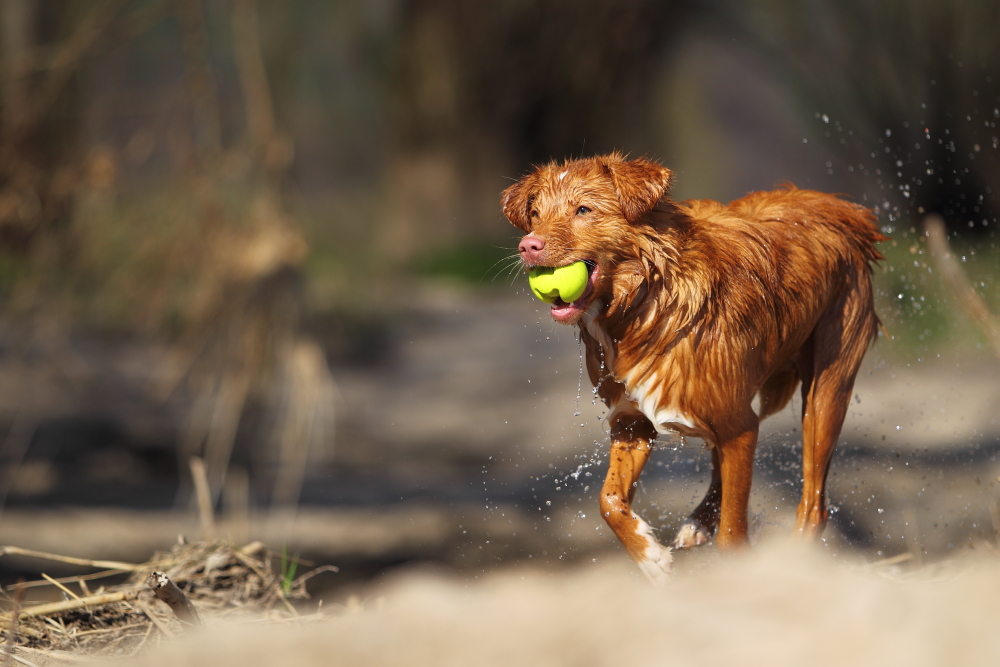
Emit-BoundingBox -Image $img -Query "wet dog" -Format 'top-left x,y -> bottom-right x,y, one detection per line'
502,153 -> 884,583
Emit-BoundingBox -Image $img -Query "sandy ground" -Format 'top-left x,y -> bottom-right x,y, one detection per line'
114,539 -> 1000,667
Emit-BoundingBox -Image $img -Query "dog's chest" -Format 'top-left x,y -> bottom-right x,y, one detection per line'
582,306 -> 695,434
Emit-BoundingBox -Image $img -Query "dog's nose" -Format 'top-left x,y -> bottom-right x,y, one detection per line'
519,235 -> 546,264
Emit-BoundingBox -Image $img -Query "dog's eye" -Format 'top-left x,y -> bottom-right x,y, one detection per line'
576,206 -> 591,216
530,210 -> 539,218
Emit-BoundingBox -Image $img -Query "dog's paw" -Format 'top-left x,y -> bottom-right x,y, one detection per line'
636,542 -> 673,586
672,520 -> 712,549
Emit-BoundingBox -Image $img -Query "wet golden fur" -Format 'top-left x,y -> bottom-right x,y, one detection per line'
502,153 -> 885,579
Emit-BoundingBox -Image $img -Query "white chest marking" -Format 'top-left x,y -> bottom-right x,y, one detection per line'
583,306 -> 693,434
625,372 -> 695,434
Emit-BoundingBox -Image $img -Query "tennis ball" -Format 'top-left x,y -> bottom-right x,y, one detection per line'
528,261 -> 590,303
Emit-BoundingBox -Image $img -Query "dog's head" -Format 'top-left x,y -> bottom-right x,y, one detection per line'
501,153 -> 674,324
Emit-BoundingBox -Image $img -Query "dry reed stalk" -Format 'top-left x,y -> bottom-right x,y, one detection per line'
0,547 -> 142,572
0,648 -> 38,667
923,214 -> 1000,359
7,569 -> 127,592
2,584 -> 24,667
871,552 -> 913,567
39,575 -> 79,601
133,601 -> 175,640
903,509 -> 923,567
12,591 -> 139,620
189,456 -> 216,540
989,502 -> 1000,550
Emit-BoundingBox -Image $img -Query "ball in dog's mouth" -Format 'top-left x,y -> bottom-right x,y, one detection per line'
548,260 -> 599,324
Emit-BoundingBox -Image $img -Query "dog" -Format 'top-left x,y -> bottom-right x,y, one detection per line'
502,153 -> 884,583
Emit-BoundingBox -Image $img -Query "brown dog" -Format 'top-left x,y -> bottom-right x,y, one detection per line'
502,153 -> 884,583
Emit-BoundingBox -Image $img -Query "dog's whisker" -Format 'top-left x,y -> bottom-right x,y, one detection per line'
484,254 -> 525,282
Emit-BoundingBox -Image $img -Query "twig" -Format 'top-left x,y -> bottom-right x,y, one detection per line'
7,569 -> 127,591
923,214 -> 1000,360
9,590 -> 138,620
203,371 -> 250,508
146,572 -> 201,627
40,574 -> 80,601
71,622 -> 144,637
0,546 -> 142,572
127,620 -> 155,657
2,584 -> 24,667
871,552 -> 913,567
133,601 -> 175,640
33,0 -> 130,121
903,509 -> 923,567
232,0 -> 276,154
0,648 -> 38,667
989,501 -> 1000,550
289,565 -> 339,590
10,646 -> 90,663
41,617 -> 67,635
189,457 -> 217,540
240,541 -> 265,556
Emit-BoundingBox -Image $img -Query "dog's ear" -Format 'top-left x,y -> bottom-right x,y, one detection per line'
605,156 -> 673,223
501,175 -> 538,233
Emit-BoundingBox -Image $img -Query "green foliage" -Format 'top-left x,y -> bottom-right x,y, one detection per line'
414,239 -> 522,285
873,226 -> 1000,359
280,544 -> 298,596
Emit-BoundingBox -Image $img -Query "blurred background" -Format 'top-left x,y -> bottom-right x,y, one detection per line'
0,0 -> 998,597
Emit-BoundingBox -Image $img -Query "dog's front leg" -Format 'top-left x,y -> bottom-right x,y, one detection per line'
599,413 -> 673,584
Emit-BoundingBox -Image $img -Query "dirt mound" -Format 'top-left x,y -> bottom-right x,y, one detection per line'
119,539 -> 1000,667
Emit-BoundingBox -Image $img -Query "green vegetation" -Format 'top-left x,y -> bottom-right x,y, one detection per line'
873,224 -> 999,359
414,239 -> 522,285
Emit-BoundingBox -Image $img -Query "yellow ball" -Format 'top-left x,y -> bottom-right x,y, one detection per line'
528,261 -> 589,303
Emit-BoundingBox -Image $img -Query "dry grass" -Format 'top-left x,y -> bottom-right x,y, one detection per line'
0,540 -> 330,664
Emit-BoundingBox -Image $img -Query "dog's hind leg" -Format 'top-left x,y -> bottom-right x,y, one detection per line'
673,447 -> 720,549
600,412 -> 673,584
794,283 -> 878,537
675,361 -> 799,551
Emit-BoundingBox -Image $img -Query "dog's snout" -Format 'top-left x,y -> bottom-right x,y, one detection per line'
519,235 -> 546,264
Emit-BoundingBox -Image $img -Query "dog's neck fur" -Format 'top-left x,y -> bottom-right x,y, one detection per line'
584,199 -> 711,386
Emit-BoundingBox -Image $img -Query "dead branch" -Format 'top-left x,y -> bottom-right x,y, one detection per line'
132,600 -> 175,640
33,0 -> 129,128
145,572 -> 201,627
177,0 -> 222,160
0,546 -> 141,572
6,591 -> 138,621
923,214 -> 1000,360
2,583 -> 24,667
290,564 -> 339,590
0,648 -> 38,667
231,0 -> 275,155
6,569 -> 125,592
188,456 -> 216,540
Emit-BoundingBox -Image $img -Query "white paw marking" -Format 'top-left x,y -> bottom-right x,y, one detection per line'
632,513 -> 673,585
673,520 -> 711,549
